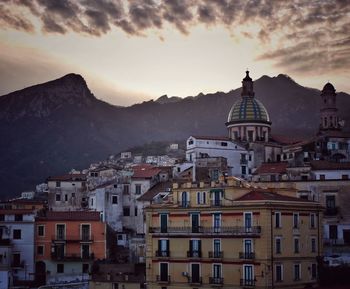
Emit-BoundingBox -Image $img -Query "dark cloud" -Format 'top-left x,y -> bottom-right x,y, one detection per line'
1,0 -> 350,75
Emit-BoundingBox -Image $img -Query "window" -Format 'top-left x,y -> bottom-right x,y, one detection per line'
191,263 -> 201,283
160,214 -> 168,233
81,224 -> 90,241
57,263 -> 64,273
64,194 -> 68,202
15,214 -> 23,221
56,224 -> 65,240
213,263 -> 222,279
293,264 -> 301,281
275,237 -> 282,254
275,212 -> 281,228
72,192 -> 75,198
113,284 -> 119,289
56,181 -> 61,187
197,192 -> 201,204
134,207 -> 138,216
329,225 -> 338,240
123,207 -> 130,216
213,239 -> 221,257
221,142 -> 227,146
158,239 -> 169,257
0,214 -> 4,221
189,239 -> 201,257
123,185 -> 129,194
90,198 -> 94,206
342,174 -> 349,180
112,195 -> 118,204
294,237 -> 300,253
293,213 -> 299,229
310,213 -> 316,228
311,263 -> 317,280
275,264 -> 283,282
56,194 -> 61,202
241,166 -> 247,175
326,195 -> 336,209
311,238 -> 316,253
13,229 -> 21,239
188,139 -> 194,145
243,264 -> 254,285
117,235 -> 123,241
82,263 -> 89,273
320,174 -> 325,180
37,245 -> 44,256
135,184 -> 142,195
244,212 -> 252,230
12,253 -> 21,266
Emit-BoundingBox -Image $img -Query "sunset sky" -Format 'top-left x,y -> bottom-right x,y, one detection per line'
0,0 -> 349,106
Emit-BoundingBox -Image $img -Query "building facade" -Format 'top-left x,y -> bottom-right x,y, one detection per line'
145,179 -> 323,289
35,211 -> 107,285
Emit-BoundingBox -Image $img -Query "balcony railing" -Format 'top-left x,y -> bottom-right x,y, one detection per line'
324,207 -> 339,216
209,277 -> 224,285
156,275 -> 170,283
149,226 -> 261,235
155,250 -> 170,257
210,200 -> 222,207
239,252 -> 255,259
189,277 -> 202,284
51,234 -> 94,242
240,279 -> 256,287
11,261 -> 25,268
51,253 -> 95,261
187,250 -> 202,258
208,251 -> 223,258
178,201 -> 190,208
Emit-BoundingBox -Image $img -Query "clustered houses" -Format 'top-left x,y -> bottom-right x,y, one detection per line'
3,70 -> 350,288
145,178 -> 323,289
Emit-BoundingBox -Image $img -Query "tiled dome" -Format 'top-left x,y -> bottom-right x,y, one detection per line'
227,97 -> 270,123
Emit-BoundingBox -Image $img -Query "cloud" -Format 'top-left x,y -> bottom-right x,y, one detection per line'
1,0 -> 350,75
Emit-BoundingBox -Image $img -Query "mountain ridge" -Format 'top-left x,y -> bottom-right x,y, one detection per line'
0,73 -> 349,198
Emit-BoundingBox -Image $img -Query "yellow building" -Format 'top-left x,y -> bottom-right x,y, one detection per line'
145,179 -> 323,289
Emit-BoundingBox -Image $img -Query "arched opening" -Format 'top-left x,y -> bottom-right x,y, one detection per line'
181,191 -> 188,207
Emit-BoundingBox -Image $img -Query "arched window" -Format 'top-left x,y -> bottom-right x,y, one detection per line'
181,191 -> 188,207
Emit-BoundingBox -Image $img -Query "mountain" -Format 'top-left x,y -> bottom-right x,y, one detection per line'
0,73 -> 349,198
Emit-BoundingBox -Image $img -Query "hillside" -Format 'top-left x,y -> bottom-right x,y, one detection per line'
0,73 -> 349,198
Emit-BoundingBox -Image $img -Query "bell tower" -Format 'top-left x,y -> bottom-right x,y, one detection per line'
319,82 -> 341,131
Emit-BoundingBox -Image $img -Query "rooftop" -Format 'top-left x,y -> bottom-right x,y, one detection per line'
47,173 -> 86,182
132,164 -> 161,179
137,181 -> 172,202
310,160 -> 350,171
36,210 -> 101,221
190,135 -> 231,141
253,162 -> 288,175
235,190 -> 312,203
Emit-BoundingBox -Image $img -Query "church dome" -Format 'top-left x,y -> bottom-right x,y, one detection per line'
227,97 -> 270,124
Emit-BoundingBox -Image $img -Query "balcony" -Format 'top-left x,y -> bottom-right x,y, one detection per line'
187,250 -> 202,258
11,261 -> 25,268
210,200 -> 222,207
209,277 -> 224,285
189,277 -> 202,284
240,279 -> 256,287
239,252 -> 255,259
324,207 -> 339,216
155,250 -> 170,257
51,234 -> 94,242
156,275 -> 170,283
149,226 -> 261,236
51,253 -> 95,261
208,251 -> 223,259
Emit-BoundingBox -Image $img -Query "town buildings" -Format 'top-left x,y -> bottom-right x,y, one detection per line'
145,178 -> 323,288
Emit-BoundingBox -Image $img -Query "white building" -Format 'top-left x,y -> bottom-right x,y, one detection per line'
0,209 -> 36,285
186,135 -> 254,178
310,160 -> 350,180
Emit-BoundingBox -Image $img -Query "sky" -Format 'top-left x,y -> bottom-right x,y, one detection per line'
0,0 -> 349,106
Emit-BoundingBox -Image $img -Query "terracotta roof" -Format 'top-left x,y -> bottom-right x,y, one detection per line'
319,131 -> 350,138
47,174 -> 86,182
0,209 -> 36,215
235,190 -> 311,202
36,211 -> 101,221
132,164 -> 161,179
310,160 -> 350,171
138,181 -> 172,201
253,162 -> 288,175
190,135 -> 231,141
